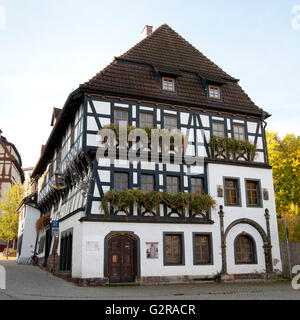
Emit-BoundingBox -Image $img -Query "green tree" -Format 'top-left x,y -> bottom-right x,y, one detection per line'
0,182 -> 24,247
267,131 -> 300,217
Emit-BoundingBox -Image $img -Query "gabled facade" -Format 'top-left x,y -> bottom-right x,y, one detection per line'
28,25 -> 282,284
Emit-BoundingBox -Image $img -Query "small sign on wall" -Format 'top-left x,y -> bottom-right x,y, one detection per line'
86,241 -> 100,252
263,188 -> 269,200
217,185 -> 223,197
146,242 -> 158,259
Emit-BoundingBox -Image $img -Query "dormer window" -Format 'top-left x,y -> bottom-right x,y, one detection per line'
208,85 -> 221,100
162,77 -> 175,92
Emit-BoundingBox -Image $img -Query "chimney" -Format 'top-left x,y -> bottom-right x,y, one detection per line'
141,25 -> 153,39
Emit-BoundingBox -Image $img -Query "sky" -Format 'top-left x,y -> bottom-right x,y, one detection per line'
0,0 -> 299,168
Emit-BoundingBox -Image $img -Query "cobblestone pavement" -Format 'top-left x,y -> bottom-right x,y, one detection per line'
0,260 -> 299,300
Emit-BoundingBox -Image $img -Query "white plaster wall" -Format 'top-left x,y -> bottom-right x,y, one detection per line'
17,205 -> 40,263
59,211 -> 85,278
207,163 -> 282,272
226,224 -> 266,274
91,101 -> 111,114
79,221 -> 222,279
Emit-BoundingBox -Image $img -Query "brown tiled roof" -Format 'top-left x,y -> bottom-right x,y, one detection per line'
81,24 -> 266,118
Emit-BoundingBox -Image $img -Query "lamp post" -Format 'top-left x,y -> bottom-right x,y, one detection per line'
284,213 -> 292,279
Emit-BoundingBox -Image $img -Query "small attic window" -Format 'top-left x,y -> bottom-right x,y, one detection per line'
162,76 -> 175,92
208,85 -> 221,100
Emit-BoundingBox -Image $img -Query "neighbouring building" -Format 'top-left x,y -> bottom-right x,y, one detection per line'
26,24 -> 282,284
23,167 -> 34,196
0,129 -> 24,200
0,129 -> 24,251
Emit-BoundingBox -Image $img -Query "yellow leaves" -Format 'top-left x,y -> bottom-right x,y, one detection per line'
0,182 -> 24,241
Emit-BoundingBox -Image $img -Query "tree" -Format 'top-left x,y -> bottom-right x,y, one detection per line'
266,131 -> 300,217
0,182 -> 24,247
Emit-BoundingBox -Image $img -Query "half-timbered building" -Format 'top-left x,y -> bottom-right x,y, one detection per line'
0,129 -> 24,250
29,24 -> 282,284
0,129 -> 24,201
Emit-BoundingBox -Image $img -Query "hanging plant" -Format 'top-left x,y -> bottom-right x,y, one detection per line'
35,213 -> 51,232
142,190 -> 162,214
101,189 -> 119,216
209,135 -> 257,161
189,194 -> 216,217
161,191 -> 190,216
101,188 -> 216,219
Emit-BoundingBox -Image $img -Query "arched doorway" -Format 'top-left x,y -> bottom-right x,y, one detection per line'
106,233 -> 138,283
220,218 -> 273,273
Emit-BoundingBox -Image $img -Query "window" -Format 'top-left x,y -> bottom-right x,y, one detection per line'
114,172 -> 129,192
246,180 -> 261,207
235,234 -> 256,264
208,85 -> 221,99
191,177 -> 204,194
193,234 -> 212,265
162,77 -> 175,92
166,176 -> 180,194
164,116 -> 177,130
224,178 -> 240,206
164,233 -> 184,265
212,122 -> 225,137
114,110 -> 128,126
141,174 -> 155,192
233,125 -> 245,140
139,112 -> 153,129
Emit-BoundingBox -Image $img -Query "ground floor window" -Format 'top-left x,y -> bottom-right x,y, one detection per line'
59,231 -> 73,272
193,233 -> 212,265
234,234 -> 257,264
163,233 -> 184,265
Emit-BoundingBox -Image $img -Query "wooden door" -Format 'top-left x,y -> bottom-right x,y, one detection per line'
108,235 -> 136,283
